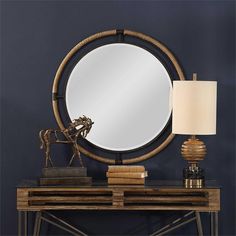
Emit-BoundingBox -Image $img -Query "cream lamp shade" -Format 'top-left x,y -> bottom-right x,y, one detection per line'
172,81 -> 217,135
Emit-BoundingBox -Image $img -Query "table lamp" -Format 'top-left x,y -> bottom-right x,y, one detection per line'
172,73 -> 217,188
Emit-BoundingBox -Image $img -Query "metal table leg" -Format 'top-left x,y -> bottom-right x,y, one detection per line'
18,211 -> 28,236
195,212 -> 203,236
33,211 -> 87,236
24,212 -> 28,236
150,211 -> 197,236
210,212 -> 218,236
24,210 -> 218,236
18,211 -> 22,236
33,212 -> 42,236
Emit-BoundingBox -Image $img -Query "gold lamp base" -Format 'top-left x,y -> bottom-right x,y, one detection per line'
181,135 -> 206,188
184,178 -> 204,188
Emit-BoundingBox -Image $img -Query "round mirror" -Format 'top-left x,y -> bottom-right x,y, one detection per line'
66,43 -> 172,151
52,29 -> 185,164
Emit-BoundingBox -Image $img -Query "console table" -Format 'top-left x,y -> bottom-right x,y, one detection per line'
17,180 -> 220,236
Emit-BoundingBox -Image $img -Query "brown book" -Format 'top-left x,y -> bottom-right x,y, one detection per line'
108,177 -> 145,185
106,171 -> 147,179
108,165 -> 145,173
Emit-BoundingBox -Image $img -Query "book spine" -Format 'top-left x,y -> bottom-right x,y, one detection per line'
106,171 -> 147,178
108,166 -> 145,173
108,178 -> 145,185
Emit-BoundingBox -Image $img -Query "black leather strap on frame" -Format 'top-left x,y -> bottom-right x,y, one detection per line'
115,153 -> 123,165
52,92 -> 64,101
116,29 -> 124,42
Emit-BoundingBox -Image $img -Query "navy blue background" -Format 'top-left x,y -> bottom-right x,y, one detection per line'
1,1 -> 235,235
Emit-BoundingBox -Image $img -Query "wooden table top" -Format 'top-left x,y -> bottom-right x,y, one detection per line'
17,179 -> 220,189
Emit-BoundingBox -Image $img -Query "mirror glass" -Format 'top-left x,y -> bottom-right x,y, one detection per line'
66,43 -> 172,151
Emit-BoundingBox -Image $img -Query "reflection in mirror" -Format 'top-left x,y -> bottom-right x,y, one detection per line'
66,43 -> 172,151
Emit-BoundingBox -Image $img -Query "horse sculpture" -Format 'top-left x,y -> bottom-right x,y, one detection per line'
39,116 -> 93,168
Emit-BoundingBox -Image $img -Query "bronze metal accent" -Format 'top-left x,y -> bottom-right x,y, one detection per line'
181,135 -> 207,163
52,29 -> 185,164
39,116 -> 93,167
182,135 -> 207,188
193,73 -> 197,81
184,179 -> 204,188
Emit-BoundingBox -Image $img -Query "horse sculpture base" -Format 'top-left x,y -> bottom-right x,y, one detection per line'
40,167 -> 92,186
40,176 -> 92,186
42,167 -> 87,177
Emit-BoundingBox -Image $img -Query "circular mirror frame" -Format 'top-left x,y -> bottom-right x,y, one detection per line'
52,29 -> 185,164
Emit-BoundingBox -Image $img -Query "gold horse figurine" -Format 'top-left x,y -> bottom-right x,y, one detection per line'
39,116 -> 93,168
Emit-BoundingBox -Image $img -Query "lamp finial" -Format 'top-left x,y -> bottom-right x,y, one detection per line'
193,73 -> 197,81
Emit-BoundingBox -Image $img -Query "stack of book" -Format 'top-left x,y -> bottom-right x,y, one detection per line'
107,165 -> 147,185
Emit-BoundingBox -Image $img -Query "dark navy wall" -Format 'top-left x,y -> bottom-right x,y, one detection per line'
1,1 -> 235,235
